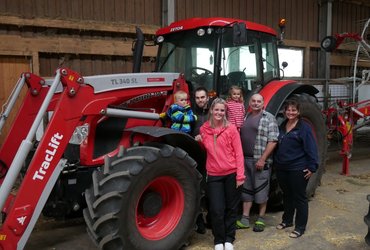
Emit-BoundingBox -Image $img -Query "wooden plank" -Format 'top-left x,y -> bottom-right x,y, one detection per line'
331,54 -> 370,67
32,52 -> 40,75
283,39 -> 320,48
0,34 -> 158,57
0,15 -> 159,35
283,39 -> 360,52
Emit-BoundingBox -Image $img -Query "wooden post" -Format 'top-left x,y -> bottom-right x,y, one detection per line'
32,52 -> 40,75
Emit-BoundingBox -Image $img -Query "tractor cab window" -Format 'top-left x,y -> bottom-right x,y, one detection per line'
261,33 -> 280,83
156,29 -> 216,93
155,27 -> 279,99
219,30 -> 261,98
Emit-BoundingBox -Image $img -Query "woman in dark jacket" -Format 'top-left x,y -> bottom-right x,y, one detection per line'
274,99 -> 319,238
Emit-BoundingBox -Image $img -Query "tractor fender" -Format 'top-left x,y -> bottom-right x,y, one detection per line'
126,126 -> 207,171
260,80 -> 319,116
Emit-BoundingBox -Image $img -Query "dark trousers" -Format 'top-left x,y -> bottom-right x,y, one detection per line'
276,169 -> 309,233
207,173 -> 241,245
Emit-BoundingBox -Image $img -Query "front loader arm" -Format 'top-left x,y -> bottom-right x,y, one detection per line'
0,73 -> 50,181
0,68 -> 98,250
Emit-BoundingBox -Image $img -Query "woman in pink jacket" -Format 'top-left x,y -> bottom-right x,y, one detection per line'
196,98 -> 245,250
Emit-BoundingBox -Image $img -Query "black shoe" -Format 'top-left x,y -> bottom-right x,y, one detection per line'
195,223 -> 206,234
180,240 -> 191,249
195,214 -> 206,234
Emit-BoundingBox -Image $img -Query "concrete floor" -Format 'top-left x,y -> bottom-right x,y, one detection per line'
25,133 -> 370,250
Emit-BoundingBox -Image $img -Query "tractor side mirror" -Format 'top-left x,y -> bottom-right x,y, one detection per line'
233,22 -> 247,46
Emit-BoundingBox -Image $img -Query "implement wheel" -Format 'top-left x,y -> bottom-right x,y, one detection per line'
83,144 -> 202,250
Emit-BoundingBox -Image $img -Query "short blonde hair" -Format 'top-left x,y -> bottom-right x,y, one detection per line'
174,90 -> 188,102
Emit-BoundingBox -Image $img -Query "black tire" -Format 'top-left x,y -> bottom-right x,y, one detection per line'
83,144 -> 202,250
321,36 -> 337,52
295,93 -> 327,197
269,93 -> 327,207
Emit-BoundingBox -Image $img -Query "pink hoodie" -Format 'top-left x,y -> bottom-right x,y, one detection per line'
200,121 -> 245,182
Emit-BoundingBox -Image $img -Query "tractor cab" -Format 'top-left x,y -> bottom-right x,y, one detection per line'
155,18 -> 280,99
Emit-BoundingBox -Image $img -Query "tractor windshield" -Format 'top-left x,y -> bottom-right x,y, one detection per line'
155,26 -> 279,98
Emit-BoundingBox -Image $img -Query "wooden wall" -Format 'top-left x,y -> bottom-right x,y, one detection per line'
0,0 -> 162,25
0,56 -> 30,145
174,0 -> 370,79
0,1 -> 162,145
0,0 -> 162,77
0,0 -> 369,78
175,0 -> 320,41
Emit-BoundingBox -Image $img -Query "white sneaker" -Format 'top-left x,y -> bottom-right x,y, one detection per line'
214,243 -> 224,250
225,242 -> 234,250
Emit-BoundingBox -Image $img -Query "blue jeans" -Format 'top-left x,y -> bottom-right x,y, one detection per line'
276,169 -> 309,233
207,173 -> 241,245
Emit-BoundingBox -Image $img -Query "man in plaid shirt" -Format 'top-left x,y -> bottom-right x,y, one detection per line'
237,94 -> 279,232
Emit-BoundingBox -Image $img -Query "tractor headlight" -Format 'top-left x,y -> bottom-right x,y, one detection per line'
207,28 -> 213,35
69,124 -> 89,145
197,28 -> 205,36
156,36 -> 164,43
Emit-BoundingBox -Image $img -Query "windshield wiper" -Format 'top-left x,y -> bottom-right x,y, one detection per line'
159,46 -> 177,71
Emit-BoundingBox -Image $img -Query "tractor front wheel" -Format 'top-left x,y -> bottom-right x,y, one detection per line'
83,144 -> 202,250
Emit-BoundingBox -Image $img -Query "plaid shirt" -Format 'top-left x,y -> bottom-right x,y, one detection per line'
249,110 -> 279,163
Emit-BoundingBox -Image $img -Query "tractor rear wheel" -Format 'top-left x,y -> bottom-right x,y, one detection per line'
83,144 -> 202,250
296,93 -> 327,197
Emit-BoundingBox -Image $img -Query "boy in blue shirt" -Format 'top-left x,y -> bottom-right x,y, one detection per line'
166,90 -> 197,134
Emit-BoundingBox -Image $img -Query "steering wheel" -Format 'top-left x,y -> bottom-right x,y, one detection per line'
189,67 -> 213,88
190,67 -> 213,79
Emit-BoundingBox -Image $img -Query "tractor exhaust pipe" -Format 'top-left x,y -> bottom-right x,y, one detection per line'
132,27 -> 145,73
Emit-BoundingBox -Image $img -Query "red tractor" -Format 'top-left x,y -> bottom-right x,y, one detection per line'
0,17 -> 327,250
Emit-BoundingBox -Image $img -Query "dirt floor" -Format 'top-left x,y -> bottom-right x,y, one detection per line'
25,132 -> 370,250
